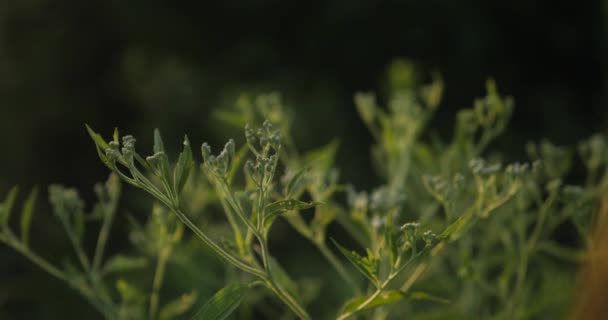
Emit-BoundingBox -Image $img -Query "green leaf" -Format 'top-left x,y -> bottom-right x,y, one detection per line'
342,290 -> 449,314
174,135 -> 194,194
102,255 -> 148,274
20,187 -> 38,246
85,124 -> 113,169
191,283 -> 248,320
332,239 -> 379,285
385,225 -> 399,268
113,127 -> 120,143
1,186 -> 19,226
146,129 -> 172,183
263,199 -> 318,230
159,291 -> 198,320
284,167 -> 308,198
265,199 -> 317,220
437,209 -> 475,241
153,128 -> 166,154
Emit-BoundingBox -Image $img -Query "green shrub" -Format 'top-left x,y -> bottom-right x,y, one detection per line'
1,74 -> 606,319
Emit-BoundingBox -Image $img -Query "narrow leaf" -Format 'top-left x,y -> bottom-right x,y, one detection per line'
438,209 -> 475,241
85,124 -> 113,169
284,167 -> 308,198
154,128 -> 165,154
1,186 -> 19,226
86,124 -> 110,150
331,239 -> 378,285
191,283 -> 248,320
20,187 -> 38,246
113,127 -> 120,143
174,135 -> 194,194
265,199 -> 317,220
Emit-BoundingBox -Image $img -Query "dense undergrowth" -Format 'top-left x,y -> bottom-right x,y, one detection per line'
1,74 -> 606,319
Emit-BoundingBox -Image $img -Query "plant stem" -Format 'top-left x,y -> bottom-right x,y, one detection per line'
171,207 -> 264,278
265,279 -> 311,320
149,247 -> 170,320
92,196 -> 118,272
337,286 -> 384,320
60,220 -> 91,272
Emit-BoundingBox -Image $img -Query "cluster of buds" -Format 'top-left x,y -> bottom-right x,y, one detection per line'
201,140 -> 235,180
101,134 -> 140,169
243,121 -> 282,189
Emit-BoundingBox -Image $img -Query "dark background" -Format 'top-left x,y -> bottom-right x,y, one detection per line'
0,0 -> 606,318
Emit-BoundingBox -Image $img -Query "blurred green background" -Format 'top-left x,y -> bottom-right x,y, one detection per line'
0,0 -> 607,319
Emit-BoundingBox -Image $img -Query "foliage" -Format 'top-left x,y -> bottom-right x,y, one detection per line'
1,69 -> 606,319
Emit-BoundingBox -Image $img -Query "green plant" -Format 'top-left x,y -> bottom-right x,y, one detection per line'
2,68 -> 606,319
0,174 -> 198,319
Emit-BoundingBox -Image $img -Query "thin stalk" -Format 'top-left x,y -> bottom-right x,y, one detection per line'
400,242 -> 445,292
149,247 -> 170,320
507,189 -> 558,316
60,220 -> 91,272
171,207 -> 264,278
266,280 -> 310,320
337,285 -> 384,320
92,196 -> 118,272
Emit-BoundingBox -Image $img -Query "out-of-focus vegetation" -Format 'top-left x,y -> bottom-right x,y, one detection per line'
3,72 -> 608,319
0,1 -> 607,319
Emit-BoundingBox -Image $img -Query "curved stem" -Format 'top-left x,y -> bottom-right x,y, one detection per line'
171,207 -> 265,278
